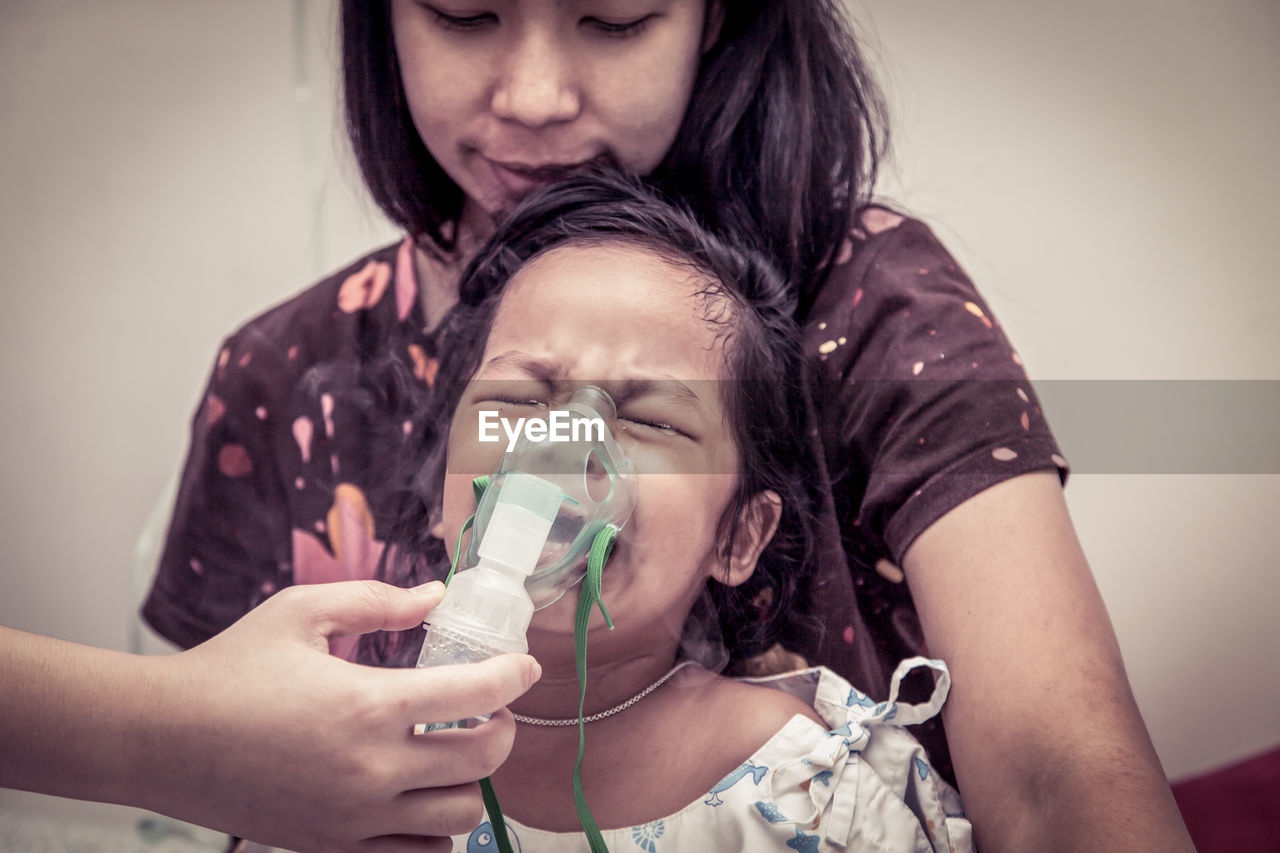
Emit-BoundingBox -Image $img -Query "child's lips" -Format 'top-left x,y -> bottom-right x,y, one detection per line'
538,539 -> 572,567
548,512 -> 586,544
534,512 -> 584,567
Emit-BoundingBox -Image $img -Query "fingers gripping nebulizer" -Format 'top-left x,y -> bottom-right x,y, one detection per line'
416,384 -> 636,671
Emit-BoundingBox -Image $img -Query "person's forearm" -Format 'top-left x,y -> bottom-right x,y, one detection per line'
0,625 -> 162,807
948,674 -> 1194,852
1010,743 -> 1188,852
4,582 -> 539,849
903,474 -> 1194,851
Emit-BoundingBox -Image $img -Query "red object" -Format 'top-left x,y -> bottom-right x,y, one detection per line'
1172,744 -> 1280,852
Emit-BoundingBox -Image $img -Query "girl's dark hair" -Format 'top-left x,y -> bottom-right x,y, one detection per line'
369,169 -> 822,666
341,0 -> 886,316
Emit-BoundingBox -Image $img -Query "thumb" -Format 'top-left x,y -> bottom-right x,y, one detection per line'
298,580 -> 446,640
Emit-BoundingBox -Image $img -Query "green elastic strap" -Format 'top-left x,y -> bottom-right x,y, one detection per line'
572,525 -> 619,853
479,778 -> 513,853
472,474 -> 491,506
457,476 -> 618,853
443,475 -> 515,853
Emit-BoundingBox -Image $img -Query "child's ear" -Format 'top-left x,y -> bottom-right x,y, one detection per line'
722,490 -> 782,587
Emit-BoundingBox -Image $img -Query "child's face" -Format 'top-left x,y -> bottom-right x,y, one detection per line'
390,0 -> 712,220
441,242 -> 748,650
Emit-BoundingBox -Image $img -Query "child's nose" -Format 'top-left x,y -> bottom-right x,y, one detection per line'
490,31 -> 582,128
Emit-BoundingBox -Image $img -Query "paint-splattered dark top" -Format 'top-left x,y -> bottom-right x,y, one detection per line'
143,208 -> 1068,784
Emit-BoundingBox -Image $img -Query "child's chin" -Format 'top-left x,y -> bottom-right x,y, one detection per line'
526,596 -> 618,649
524,623 -> 585,665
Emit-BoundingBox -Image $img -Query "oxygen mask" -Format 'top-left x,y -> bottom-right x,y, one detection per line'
464,385 -> 636,608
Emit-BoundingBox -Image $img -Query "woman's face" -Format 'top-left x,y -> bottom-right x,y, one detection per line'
441,242 -> 748,653
390,0 -> 712,220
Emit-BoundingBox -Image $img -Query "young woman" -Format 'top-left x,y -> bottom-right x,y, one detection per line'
144,3 -> 1192,848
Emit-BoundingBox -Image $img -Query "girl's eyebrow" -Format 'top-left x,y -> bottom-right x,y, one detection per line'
610,379 -> 704,413
478,352 -> 706,411
478,351 -> 564,381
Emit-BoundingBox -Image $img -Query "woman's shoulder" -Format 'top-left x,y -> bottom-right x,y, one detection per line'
799,203 -> 1070,563
217,238 -> 417,367
805,204 -> 990,344
834,204 -> 958,278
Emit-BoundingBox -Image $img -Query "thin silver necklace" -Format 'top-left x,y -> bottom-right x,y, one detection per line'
513,660 -> 699,727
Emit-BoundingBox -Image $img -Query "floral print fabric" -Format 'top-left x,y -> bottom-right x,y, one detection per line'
143,237 -> 437,658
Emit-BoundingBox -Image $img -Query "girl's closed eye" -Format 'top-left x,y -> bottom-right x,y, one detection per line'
618,412 -> 685,438
492,396 -> 549,410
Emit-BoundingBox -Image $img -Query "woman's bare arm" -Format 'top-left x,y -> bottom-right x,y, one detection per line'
903,471 -> 1193,852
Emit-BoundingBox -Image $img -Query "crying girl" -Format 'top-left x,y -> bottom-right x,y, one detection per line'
383,171 -> 974,853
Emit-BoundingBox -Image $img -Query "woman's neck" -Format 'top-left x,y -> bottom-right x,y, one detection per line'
413,200 -> 494,331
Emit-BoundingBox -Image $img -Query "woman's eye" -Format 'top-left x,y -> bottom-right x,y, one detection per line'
427,7 -> 497,31
582,15 -> 654,38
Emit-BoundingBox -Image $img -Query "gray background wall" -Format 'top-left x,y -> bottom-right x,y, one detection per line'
2,0 -> 1277,833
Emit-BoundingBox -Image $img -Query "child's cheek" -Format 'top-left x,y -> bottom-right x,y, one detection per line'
438,471 -> 478,547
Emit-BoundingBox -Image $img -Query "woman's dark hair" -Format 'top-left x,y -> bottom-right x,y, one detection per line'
341,0 -> 887,317
368,169 -> 823,666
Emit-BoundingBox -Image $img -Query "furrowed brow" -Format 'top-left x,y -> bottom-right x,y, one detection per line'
477,351 -> 565,381
611,378 -> 704,412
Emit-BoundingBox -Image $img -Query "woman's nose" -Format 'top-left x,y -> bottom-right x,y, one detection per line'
490,32 -> 582,128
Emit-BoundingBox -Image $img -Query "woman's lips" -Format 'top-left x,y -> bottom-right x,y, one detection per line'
486,159 -> 590,197
488,160 -> 558,196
